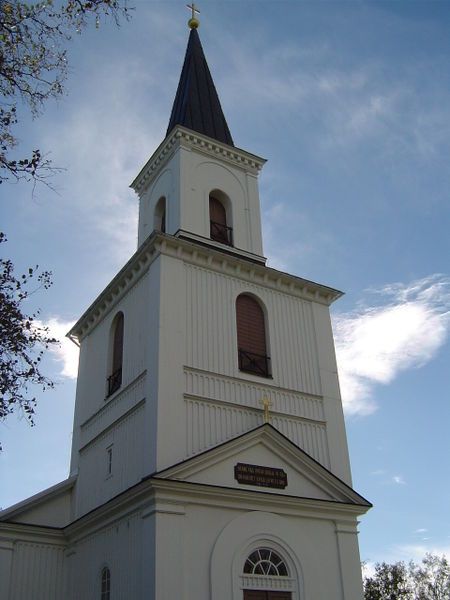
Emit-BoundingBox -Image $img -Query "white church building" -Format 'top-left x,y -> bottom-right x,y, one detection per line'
0,12 -> 371,600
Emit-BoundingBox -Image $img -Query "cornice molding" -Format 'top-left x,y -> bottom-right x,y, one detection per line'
0,522 -> 66,545
130,125 -> 266,195
68,233 -> 343,343
150,478 -> 370,519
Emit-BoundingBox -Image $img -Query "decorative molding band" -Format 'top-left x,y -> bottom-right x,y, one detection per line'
184,368 -> 325,422
79,399 -> 145,453
240,575 -> 295,591
80,371 -> 146,434
69,232 -> 342,342
186,398 -> 330,468
131,125 -> 266,194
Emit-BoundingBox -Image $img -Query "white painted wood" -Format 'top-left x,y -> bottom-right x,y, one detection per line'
0,73 -> 366,600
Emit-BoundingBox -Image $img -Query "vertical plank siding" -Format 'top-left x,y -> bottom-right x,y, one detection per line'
77,402 -> 145,516
186,398 -> 329,467
184,262 -> 330,467
9,543 -> 65,600
70,512 -> 142,599
185,264 -> 321,395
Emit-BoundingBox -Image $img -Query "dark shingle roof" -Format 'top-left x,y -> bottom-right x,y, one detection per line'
166,28 -> 234,146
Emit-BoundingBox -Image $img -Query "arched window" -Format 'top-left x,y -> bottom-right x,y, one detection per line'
107,312 -> 124,396
101,567 -> 111,600
244,548 -> 289,577
236,294 -> 270,377
209,194 -> 232,246
154,196 -> 166,233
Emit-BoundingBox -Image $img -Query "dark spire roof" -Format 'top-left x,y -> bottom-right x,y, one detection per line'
166,28 -> 234,146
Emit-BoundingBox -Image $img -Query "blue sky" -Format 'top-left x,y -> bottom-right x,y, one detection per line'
1,0 -> 450,569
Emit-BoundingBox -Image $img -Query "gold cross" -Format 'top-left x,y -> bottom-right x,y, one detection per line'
261,397 -> 272,424
187,3 -> 200,20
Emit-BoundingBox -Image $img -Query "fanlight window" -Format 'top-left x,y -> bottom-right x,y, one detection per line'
101,567 -> 111,600
107,312 -> 124,397
236,294 -> 270,377
244,548 -> 288,577
209,195 -> 232,246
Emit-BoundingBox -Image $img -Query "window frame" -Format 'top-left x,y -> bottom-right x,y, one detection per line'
209,191 -> 233,246
101,566 -> 111,600
107,312 -> 124,398
236,293 -> 271,378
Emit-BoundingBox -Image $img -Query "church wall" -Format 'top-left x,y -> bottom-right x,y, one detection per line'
137,140 -> 264,257
154,253 -> 188,470
75,401 -> 145,516
184,263 -> 321,393
312,302 -> 352,483
138,165 -> 175,244
185,395 -> 330,468
70,264 -> 162,516
68,510 -> 143,600
179,261 -> 338,468
11,489 -> 72,528
182,148 -> 264,256
8,541 -> 65,600
70,272 -> 149,434
153,501 -> 363,600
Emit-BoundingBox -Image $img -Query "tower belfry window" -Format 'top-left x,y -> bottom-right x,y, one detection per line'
209,195 -> 232,246
154,197 -> 166,233
107,312 -> 124,397
236,294 -> 271,377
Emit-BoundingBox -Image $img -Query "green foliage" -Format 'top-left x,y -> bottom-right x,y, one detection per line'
364,562 -> 412,600
364,554 -> 450,600
0,0 -> 130,185
0,233 -> 58,446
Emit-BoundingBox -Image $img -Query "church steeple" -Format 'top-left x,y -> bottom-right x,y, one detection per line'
166,26 -> 234,146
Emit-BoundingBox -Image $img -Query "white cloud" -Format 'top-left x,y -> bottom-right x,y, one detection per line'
392,475 -> 406,485
391,543 -> 450,564
333,275 -> 450,416
415,528 -> 428,534
39,318 -> 79,379
362,543 -> 450,577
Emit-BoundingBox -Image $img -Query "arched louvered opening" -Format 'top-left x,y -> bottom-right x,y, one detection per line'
101,567 -> 111,600
154,196 -> 166,233
209,193 -> 232,245
236,294 -> 270,377
107,312 -> 124,397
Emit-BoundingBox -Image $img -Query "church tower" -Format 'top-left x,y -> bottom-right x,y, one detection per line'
0,12 -> 371,600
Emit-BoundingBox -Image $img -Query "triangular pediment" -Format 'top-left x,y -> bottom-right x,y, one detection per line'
154,425 -> 370,507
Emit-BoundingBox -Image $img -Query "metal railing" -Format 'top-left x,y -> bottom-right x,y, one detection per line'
210,220 -> 233,246
107,367 -> 122,397
238,348 -> 271,377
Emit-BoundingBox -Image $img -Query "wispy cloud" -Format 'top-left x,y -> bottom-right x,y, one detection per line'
363,542 -> 450,572
392,475 -> 406,485
391,543 -> 450,564
40,318 -> 79,379
334,275 -> 450,416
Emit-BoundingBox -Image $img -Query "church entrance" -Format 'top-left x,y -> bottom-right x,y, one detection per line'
243,592 -> 291,600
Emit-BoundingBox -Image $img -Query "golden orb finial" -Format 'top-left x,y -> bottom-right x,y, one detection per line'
187,3 -> 200,29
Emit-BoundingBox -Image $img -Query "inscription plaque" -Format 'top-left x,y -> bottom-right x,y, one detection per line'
234,462 -> 288,489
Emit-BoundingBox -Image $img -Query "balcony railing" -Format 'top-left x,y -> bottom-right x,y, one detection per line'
107,367 -> 122,397
210,220 -> 233,246
238,348 -> 271,377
